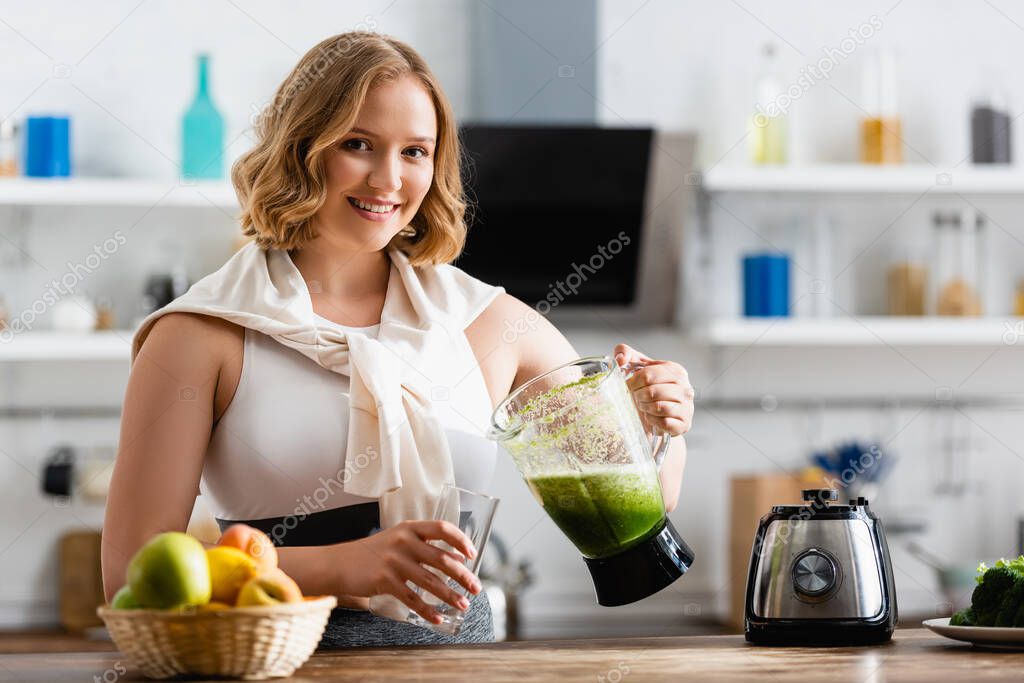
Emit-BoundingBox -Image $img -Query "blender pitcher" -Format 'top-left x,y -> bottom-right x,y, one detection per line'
486,356 -> 695,606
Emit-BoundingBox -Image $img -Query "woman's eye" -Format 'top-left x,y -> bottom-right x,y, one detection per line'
403,147 -> 429,159
342,139 -> 370,151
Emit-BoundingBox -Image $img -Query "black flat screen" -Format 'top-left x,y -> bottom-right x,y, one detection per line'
455,126 -> 652,307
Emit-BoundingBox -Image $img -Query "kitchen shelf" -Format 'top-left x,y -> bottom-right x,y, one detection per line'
698,317 -> 1024,347
0,178 -> 238,208
702,165 -> 1024,195
0,331 -> 132,361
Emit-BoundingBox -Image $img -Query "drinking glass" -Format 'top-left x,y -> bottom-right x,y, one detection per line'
369,484 -> 499,636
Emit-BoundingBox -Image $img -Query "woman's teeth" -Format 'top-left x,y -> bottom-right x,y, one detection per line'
349,197 -> 396,213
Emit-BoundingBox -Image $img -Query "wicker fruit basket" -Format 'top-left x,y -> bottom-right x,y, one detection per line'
97,596 -> 337,680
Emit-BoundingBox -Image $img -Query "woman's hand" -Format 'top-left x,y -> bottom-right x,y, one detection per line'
339,520 -> 482,624
614,343 -> 694,437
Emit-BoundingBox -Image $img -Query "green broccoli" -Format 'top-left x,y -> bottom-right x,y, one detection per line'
973,567 -> 1018,625
965,556 -> 1024,627
1014,600 -> 1024,628
950,607 -> 974,626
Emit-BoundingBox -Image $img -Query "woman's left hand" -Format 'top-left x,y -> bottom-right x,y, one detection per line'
614,343 -> 694,437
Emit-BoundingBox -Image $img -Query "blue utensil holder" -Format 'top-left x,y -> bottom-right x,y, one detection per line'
24,116 -> 71,177
743,253 -> 790,317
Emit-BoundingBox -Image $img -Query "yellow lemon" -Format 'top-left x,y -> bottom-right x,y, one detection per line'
206,546 -> 258,604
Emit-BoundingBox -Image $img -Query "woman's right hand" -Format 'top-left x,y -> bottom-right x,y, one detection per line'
340,520 -> 481,624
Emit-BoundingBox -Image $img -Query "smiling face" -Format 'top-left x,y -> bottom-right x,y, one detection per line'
312,74 -> 438,253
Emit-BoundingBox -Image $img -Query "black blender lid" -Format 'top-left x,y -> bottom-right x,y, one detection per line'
770,489 -> 872,518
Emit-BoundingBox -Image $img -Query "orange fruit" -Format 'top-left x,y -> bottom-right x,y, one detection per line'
217,524 -> 278,573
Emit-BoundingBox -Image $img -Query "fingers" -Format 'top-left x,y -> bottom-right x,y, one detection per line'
393,580 -> 445,625
634,382 -> 690,404
613,343 -> 653,368
646,416 -> 688,434
371,521 -> 482,624
409,562 -> 471,612
635,379 -> 694,435
618,355 -> 694,437
638,398 -> 692,430
413,520 -> 477,561
637,399 -> 688,418
625,362 -> 689,391
415,543 -> 481,596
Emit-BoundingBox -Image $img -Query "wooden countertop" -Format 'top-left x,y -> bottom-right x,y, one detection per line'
3,628 -> 1024,682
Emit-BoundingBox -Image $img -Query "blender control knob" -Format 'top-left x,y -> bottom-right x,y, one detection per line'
792,550 -> 837,597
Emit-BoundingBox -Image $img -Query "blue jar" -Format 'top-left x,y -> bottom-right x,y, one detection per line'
743,253 -> 790,317
24,115 -> 71,177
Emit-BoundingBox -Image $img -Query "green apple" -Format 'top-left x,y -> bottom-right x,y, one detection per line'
110,585 -> 140,609
127,532 -> 211,609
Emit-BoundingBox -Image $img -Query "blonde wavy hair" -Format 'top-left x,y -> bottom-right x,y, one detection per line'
232,32 -> 466,265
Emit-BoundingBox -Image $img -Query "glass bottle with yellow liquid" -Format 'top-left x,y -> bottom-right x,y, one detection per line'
750,44 -> 787,165
860,47 -> 902,164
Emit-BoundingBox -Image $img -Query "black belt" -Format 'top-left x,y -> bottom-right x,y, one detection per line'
216,501 -> 381,547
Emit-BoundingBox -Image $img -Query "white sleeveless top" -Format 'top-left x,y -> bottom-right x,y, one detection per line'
200,313 -> 498,525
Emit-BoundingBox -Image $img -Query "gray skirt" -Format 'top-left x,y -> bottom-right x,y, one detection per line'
317,590 -> 495,649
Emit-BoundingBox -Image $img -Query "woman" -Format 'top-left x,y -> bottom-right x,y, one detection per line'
101,32 -> 694,647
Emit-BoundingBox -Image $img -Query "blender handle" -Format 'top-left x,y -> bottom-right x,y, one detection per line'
651,429 -> 671,469
621,359 -> 672,470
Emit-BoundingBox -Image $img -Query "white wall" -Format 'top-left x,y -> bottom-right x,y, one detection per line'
0,0 -> 470,180
2,0 -> 1024,636
597,0 -> 1024,167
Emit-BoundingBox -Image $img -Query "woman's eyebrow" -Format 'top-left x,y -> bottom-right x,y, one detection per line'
350,127 -> 435,143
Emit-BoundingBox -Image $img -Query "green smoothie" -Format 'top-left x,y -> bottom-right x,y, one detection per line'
526,465 -> 665,559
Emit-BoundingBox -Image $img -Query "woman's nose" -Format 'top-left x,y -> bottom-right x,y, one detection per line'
367,153 -> 402,193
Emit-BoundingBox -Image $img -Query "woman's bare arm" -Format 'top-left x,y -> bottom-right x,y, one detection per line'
101,313 -> 374,601
465,294 -> 579,407
658,438 -> 686,513
102,313 -> 238,598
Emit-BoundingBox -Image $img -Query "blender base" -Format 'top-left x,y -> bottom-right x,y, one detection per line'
582,519 -> 695,607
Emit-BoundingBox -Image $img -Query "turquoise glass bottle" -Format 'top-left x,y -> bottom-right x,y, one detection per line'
181,54 -> 224,179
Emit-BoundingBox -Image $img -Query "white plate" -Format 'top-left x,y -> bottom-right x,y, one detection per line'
923,617 -> 1024,650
